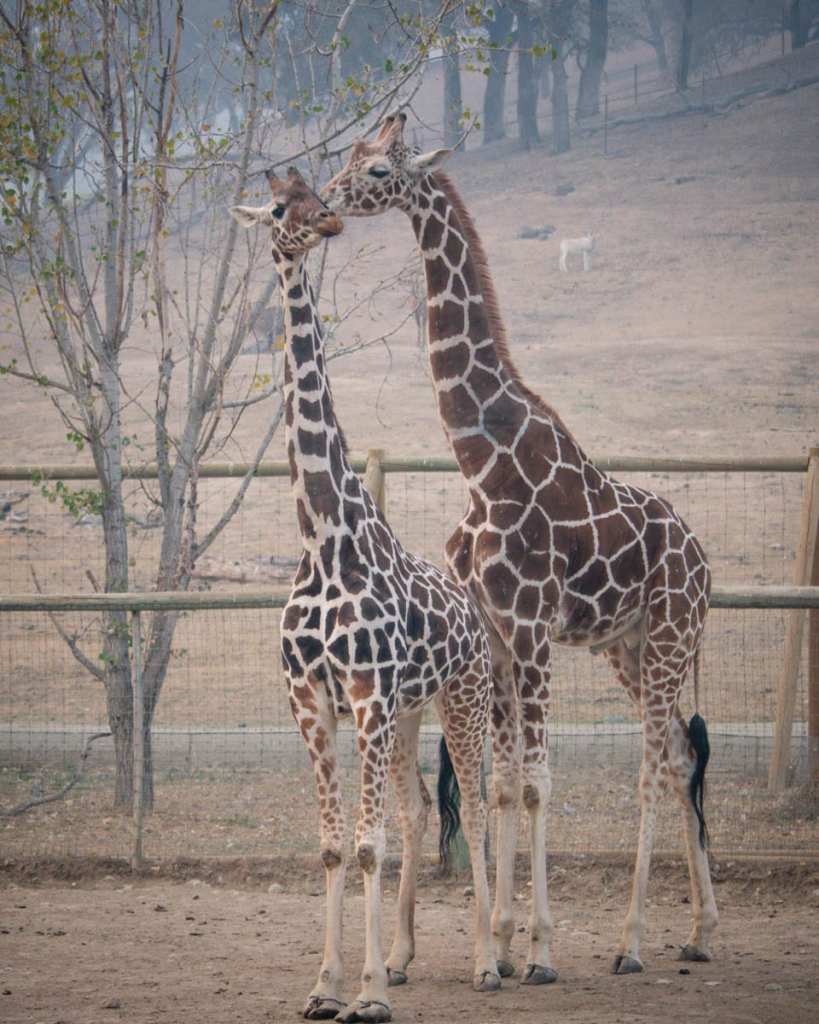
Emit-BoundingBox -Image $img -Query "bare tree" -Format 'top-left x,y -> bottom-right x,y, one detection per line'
0,0 -> 287,810
0,0 -> 457,813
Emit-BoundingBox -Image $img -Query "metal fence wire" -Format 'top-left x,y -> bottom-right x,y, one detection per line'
0,456 -> 817,865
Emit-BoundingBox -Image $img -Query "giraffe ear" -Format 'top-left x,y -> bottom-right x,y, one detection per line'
408,148 -> 453,173
229,204 -> 274,228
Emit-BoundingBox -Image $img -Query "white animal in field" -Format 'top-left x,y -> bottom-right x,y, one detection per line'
559,233 -> 596,272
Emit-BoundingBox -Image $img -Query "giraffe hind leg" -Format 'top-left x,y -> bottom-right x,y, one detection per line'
667,712 -> 719,961
605,635 -> 716,973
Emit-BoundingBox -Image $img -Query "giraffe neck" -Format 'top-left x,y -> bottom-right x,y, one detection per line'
276,250 -> 357,548
408,172 -> 582,493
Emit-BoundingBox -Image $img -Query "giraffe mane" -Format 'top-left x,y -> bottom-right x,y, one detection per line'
430,171 -> 576,441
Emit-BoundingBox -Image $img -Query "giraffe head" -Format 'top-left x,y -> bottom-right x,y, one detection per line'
230,167 -> 343,253
322,111 -> 452,216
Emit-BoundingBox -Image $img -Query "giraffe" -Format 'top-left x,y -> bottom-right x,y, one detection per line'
229,167 -> 500,1023
321,113 -> 719,981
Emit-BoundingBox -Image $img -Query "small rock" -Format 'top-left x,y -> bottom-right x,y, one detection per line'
554,183 -> 575,196
268,882 -> 284,894
679,968 -> 691,975
153,904 -> 167,912
765,983 -> 784,992
656,978 -> 671,985
463,885 -> 474,897
517,224 -> 556,240
102,998 -> 122,1009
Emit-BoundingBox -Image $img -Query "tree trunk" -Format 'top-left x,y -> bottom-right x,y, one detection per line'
642,0 -> 669,75
789,1 -> 809,48
443,32 -> 463,147
576,0 -> 608,120
483,2 -> 514,144
676,0 -> 694,91
515,4 -> 540,149
551,48 -> 571,154
537,52 -> 551,100
107,666 -> 134,809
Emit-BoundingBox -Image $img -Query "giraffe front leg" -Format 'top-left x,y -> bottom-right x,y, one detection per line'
515,657 -> 558,986
337,678 -> 397,1024
487,646 -> 521,978
288,673 -> 348,1020
385,714 -> 430,987
437,666 -> 500,994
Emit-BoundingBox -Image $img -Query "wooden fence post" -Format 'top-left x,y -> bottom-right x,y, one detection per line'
809,464 -> 819,789
364,448 -> 387,516
131,610 -> 145,870
769,448 -> 819,792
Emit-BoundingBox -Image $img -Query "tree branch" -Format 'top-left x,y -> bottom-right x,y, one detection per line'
0,732 -> 111,817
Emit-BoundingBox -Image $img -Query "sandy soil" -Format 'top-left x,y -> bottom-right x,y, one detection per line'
2,864 -> 818,1024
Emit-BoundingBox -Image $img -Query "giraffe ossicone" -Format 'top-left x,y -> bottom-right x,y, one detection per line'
230,168 -> 500,1022
322,113 -> 719,981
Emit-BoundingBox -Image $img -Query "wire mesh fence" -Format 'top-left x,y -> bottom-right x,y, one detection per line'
0,456 -> 817,866
0,460 -> 806,594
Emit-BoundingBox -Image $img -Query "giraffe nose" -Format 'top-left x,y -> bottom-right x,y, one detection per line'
316,210 -> 343,237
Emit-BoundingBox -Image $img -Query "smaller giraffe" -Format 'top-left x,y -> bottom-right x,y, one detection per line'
230,169 -> 499,1023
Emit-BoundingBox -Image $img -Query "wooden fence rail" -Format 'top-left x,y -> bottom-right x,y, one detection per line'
1,584 -> 818,614
0,453 -> 810,481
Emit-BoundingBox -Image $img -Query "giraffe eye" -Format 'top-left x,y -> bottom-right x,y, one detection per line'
272,204 -> 286,219
368,167 -> 389,179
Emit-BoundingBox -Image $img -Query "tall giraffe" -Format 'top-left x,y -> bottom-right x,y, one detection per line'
322,114 -> 718,980
230,168 -> 500,1023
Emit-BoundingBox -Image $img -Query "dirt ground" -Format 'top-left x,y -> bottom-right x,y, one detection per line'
2,862 -> 818,1024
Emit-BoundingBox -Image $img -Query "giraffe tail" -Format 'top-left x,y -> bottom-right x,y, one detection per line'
436,736 -> 460,874
688,650 -> 711,849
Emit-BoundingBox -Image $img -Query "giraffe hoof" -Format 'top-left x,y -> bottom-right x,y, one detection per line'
496,959 -> 516,978
386,968 -> 408,987
474,970 -> 502,992
335,999 -> 391,1023
679,945 -> 712,963
304,996 -> 346,1020
612,954 -> 644,975
521,963 -> 558,985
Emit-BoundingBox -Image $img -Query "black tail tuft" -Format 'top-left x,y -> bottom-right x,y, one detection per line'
437,736 -> 461,874
688,712 -> 710,850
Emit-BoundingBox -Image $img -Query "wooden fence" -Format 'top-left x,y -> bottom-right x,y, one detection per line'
1,450 -> 817,866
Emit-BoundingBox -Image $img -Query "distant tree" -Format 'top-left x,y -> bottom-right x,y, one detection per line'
576,0 -> 609,119
515,1 -> 541,148
482,1 -> 515,144
788,0 -> 819,47
546,0 -> 576,154
676,0 -> 694,90
442,10 -> 464,147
